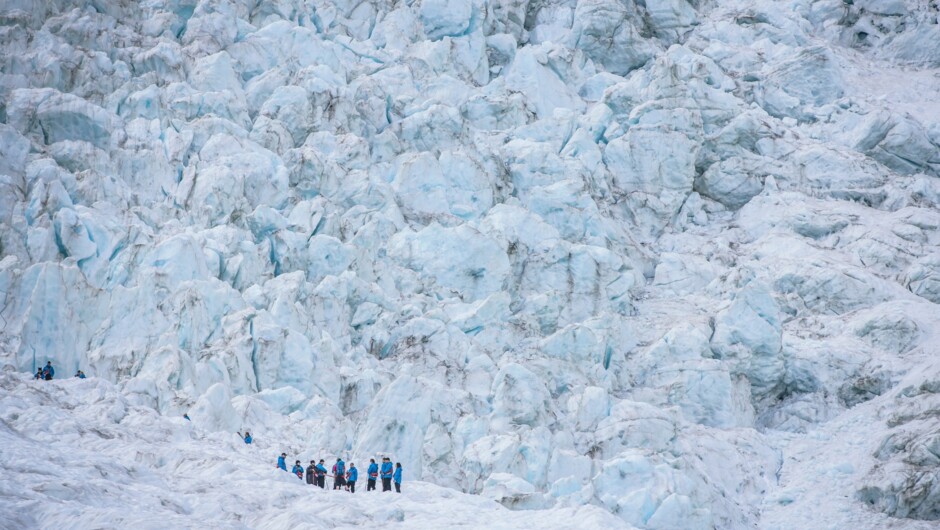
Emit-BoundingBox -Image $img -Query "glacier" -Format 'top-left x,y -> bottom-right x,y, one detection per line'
1,0 -> 940,528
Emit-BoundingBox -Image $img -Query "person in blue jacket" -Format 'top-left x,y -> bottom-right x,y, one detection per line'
240,431 -> 252,444
380,457 -> 394,492
34,369 -> 43,380
277,453 -> 287,471
346,463 -> 358,493
74,370 -> 86,379
333,458 -> 346,490
315,460 -> 328,488
393,463 -> 402,493
292,460 -> 304,479
366,459 -> 379,491
42,361 -> 54,380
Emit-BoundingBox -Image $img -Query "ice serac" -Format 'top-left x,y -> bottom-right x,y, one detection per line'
389,223 -> 510,302
711,280 -> 784,401
603,105 -> 701,236
757,46 -> 844,121
2,0 -> 940,528
492,363 -> 552,427
571,0 -> 655,76
9,89 -> 119,149
420,0 -> 474,40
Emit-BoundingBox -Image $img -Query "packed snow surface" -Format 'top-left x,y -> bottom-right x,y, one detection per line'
1,0 -> 940,528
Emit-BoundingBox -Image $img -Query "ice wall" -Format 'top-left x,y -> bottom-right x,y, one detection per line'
1,0 -> 940,527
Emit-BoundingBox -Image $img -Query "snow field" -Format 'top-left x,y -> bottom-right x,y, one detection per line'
0,371 -> 625,529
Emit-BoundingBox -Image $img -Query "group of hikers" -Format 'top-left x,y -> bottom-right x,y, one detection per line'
277,453 -> 403,493
231,430 -> 402,493
33,361 -> 55,380
35,362 -> 404,494
32,362 -> 86,380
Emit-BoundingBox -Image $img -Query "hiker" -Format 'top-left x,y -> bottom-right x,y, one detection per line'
239,431 -> 252,444
347,463 -> 358,493
74,370 -> 86,379
367,459 -> 378,491
34,369 -> 43,380
306,461 -> 316,485
393,463 -> 402,493
183,413 -> 191,421
277,453 -> 287,471
42,361 -> 54,380
380,457 -> 393,492
292,460 -> 304,480
316,460 -> 328,488
333,458 -> 346,490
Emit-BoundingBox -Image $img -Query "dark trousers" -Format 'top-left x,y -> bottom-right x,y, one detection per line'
317,476 -> 325,488
382,478 -> 392,491
394,482 -> 400,493
334,476 -> 345,490
367,479 -> 376,491
348,481 -> 356,493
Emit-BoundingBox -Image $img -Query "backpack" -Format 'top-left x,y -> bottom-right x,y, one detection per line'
336,461 -> 345,475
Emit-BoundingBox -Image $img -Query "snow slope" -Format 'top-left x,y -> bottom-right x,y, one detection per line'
1,0 -> 940,528
0,371 -> 623,529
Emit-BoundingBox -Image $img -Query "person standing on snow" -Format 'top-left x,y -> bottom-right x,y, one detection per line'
316,460 -> 328,488
292,460 -> 304,480
42,361 -> 54,380
239,431 -> 252,444
347,463 -> 358,493
277,453 -> 287,471
74,370 -> 86,379
393,463 -> 403,493
366,459 -> 378,491
306,461 -> 316,485
380,457 -> 394,492
333,458 -> 346,490
34,369 -> 44,380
